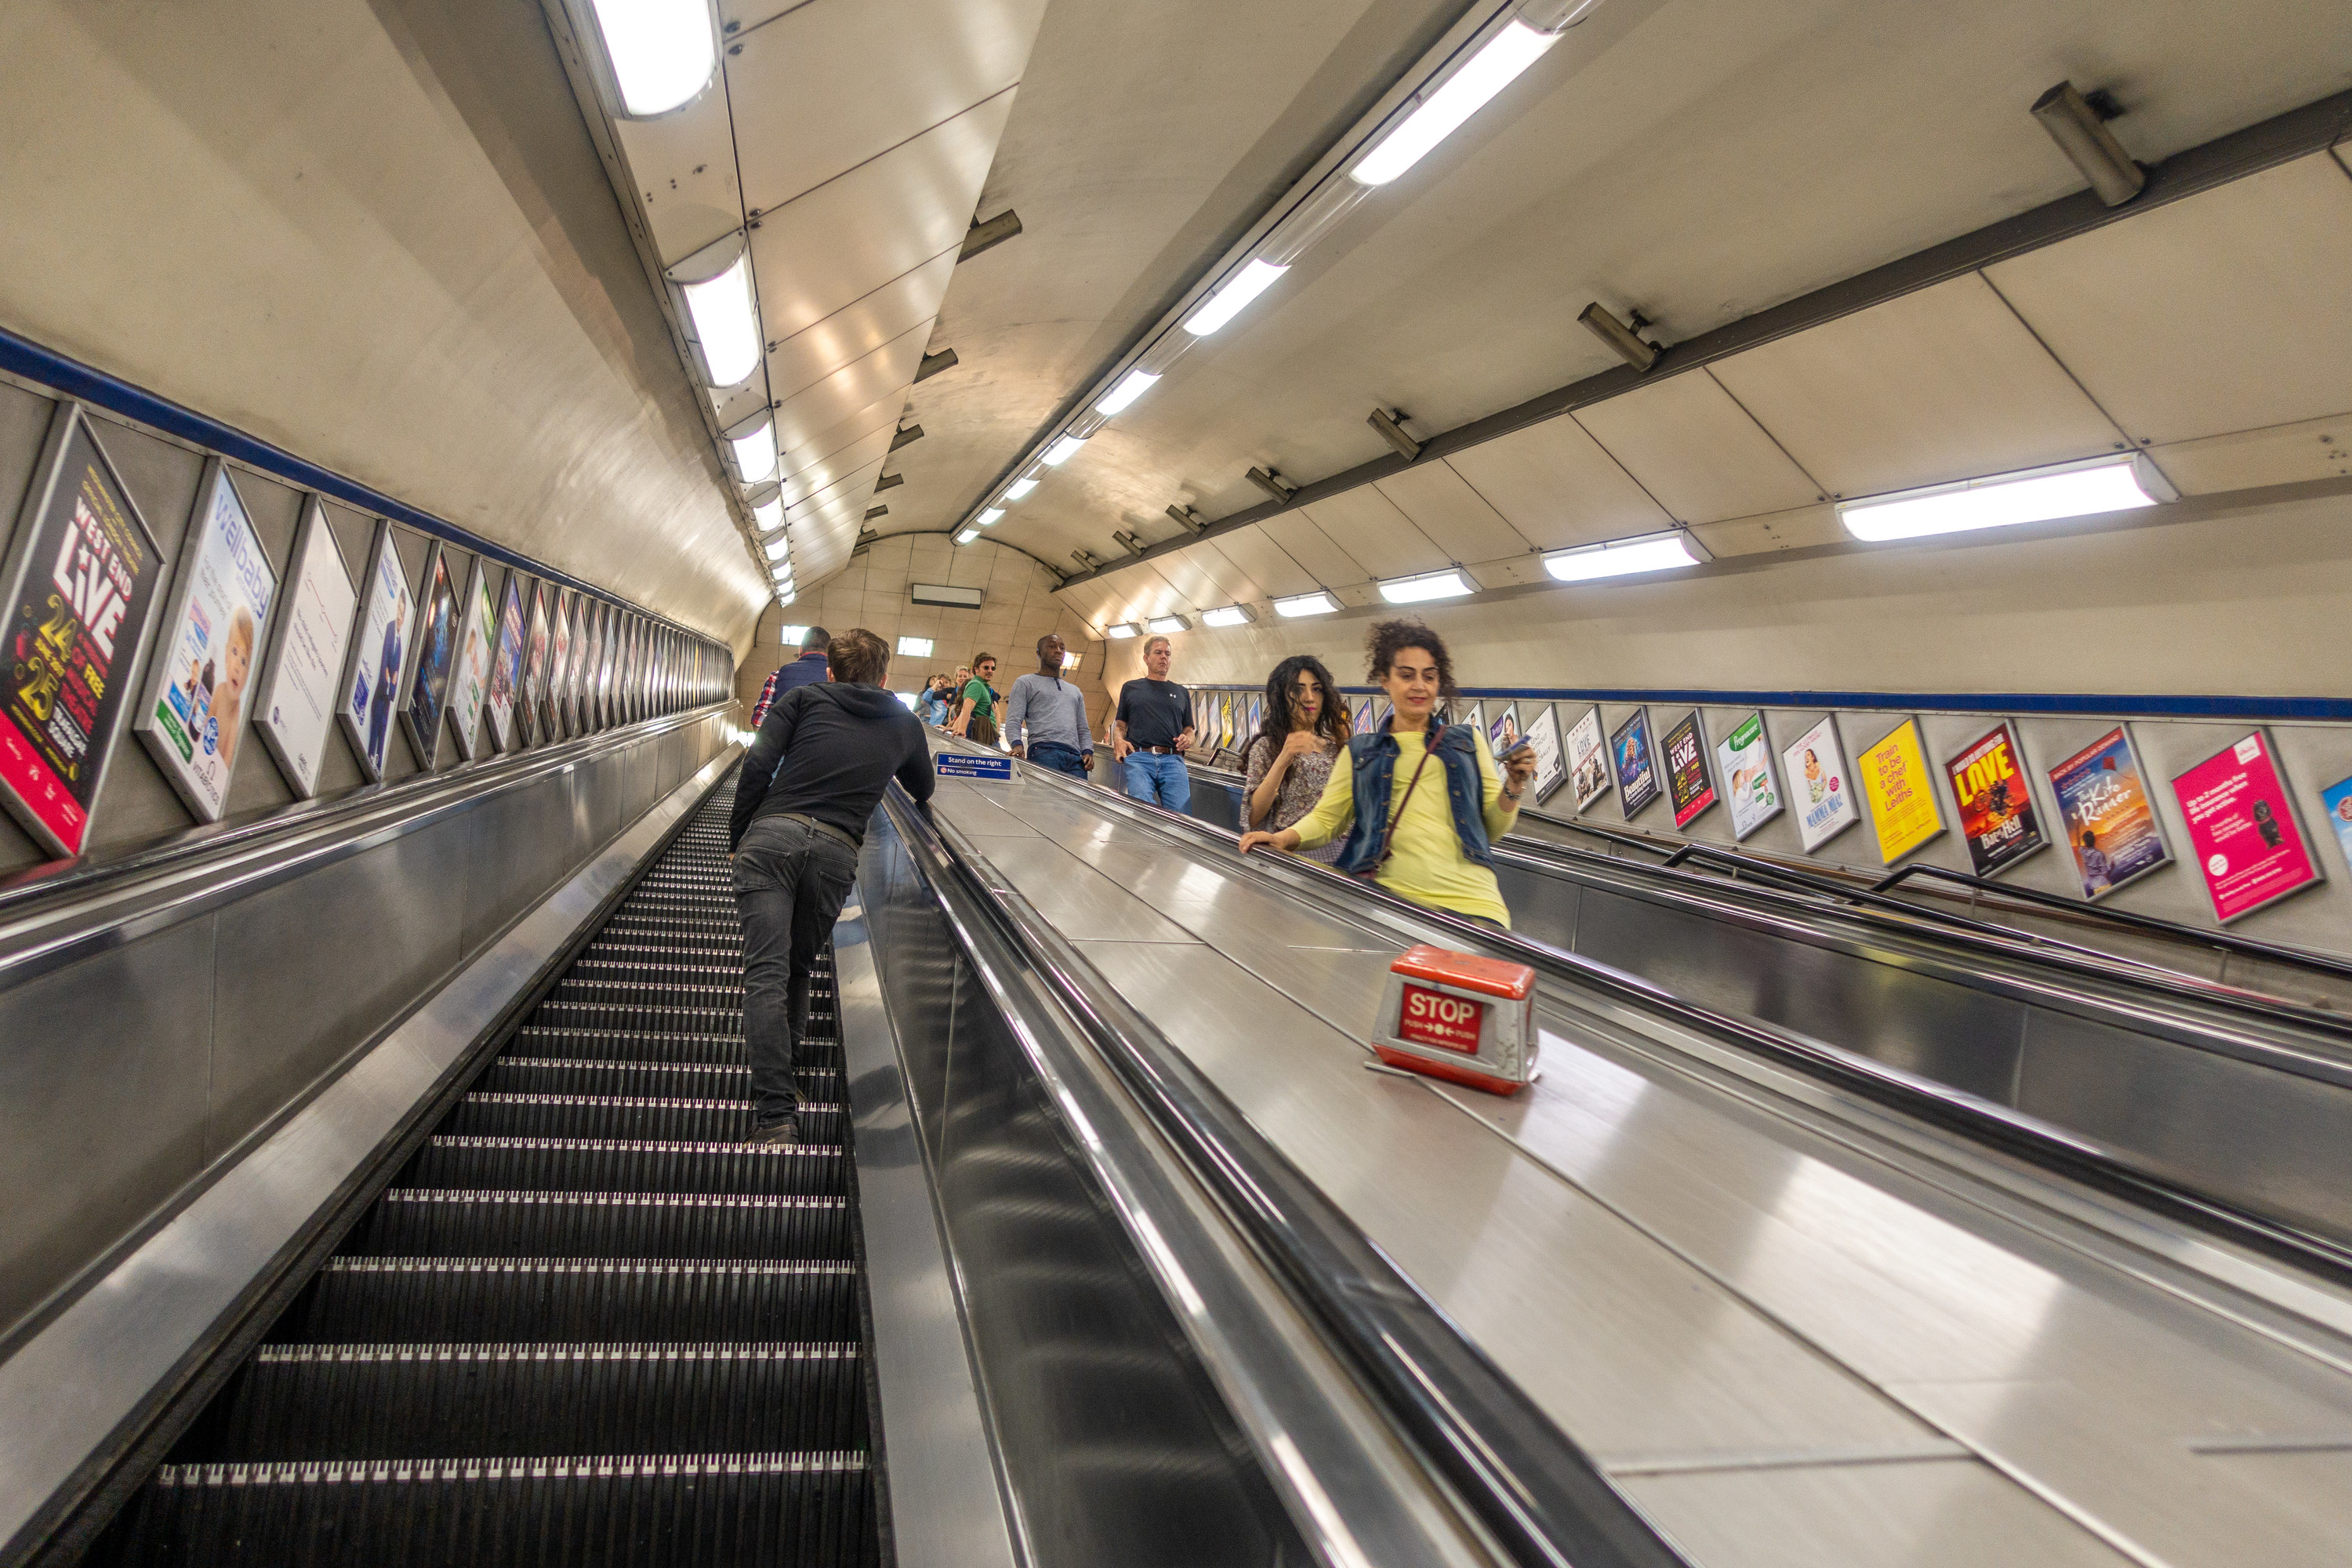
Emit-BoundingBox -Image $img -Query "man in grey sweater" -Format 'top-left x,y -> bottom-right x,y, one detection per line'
1004,633 -> 1094,779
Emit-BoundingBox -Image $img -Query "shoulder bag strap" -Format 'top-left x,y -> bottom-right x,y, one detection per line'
1370,749 -> 1436,875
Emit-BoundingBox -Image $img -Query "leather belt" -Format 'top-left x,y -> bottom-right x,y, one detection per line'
1138,745 -> 1181,755
776,812 -> 859,851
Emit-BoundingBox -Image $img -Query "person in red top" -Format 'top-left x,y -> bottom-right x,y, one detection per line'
753,626 -> 829,725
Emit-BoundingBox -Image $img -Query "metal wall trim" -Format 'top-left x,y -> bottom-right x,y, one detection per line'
1291,687 -> 2352,724
0,747 -> 740,1563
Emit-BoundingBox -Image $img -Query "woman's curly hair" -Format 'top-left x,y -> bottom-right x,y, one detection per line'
1365,618 -> 1459,702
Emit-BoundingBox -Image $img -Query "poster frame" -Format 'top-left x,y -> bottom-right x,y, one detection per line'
1566,705 -> 1611,814
1714,710 -> 1783,840
2046,724 -> 2170,901
1486,702 -> 1521,759
333,519 -> 417,785
1524,702 -> 1568,806
252,495 -> 356,797
398,541 -> 459,771
1611,706 -> 1661,820
549,588 -> 579,739
1944,719 -> 2048,878
516,579 -> 549,748
2171,728 -> 2327,925
132,458 -> 281,823
446,554 -> 499,762
1857,716 -> 1946,866
1784,713 -> 1860,852
2320,773 -> 2352,876
1661,708 -> 1717,829
484,569 -> 526,753
0,401 -> 169,858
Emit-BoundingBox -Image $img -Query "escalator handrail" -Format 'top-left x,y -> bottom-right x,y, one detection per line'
1028,757 -> 2352,1290
0,702 -> 735,990
883,782 -> 1691,1568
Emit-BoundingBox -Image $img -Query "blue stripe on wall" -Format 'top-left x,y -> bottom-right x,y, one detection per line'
1296,687 -> 2352,723
0,324 -> 714,643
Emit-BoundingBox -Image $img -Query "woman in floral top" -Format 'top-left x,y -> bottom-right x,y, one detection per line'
1241,655 -> 1352,864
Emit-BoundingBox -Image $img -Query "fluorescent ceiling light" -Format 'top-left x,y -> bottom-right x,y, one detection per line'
1062,651 -> 1081,670
681,249 -> 760,387
1105,622 -> 1141,639
1043,434 -> 1088,466
897,636 -> 934,657
1202,604 -> 1255,627
1543,529 -> 1707,583
1005,476 -> 1040,500
1377,568 -> 1476,604
751,496 -> 783,532
1146,614 -> 1191,633
1838,453 -> 2172,543
727,416 -> 777,484
1352,20 -> 1557,187
1273,591 -> 1338,618
586,0 -> 717,118
778,624 -> 809,645
978,507 -> 1004,527
956,527 -> 981,544
1181,258 -> 1287,337
1096,368 -> 1160,416
775,589 -> 795,606
763,537 -> 790,561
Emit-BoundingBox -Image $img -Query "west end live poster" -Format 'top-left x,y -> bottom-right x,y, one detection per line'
1662,710 -> 1716,829
447,557 -> 497,760
339,521 -> 416,782
2048,727 -> 2169,899
134,461 -> 280,822
401,545 -> 459,769
1945,720 -> 2046,877
1714,711 -> 1782,840
1860,717 -> 1944,865
1566,706 -> 1610,812
2172,730 -> 2323,924
0,405 -> 165,858
252,498 -> 355,798
1783,714 -> 1857,851
485,573 -> 525,753
1611,706 -> 1659,818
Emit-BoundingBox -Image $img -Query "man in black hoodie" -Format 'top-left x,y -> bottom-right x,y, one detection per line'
730,628 -> 935,1144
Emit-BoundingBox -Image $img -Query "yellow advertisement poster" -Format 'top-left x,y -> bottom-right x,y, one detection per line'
1860,718 -> 1945,864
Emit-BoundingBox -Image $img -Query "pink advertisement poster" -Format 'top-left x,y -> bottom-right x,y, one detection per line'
2170,731 -> 2324,924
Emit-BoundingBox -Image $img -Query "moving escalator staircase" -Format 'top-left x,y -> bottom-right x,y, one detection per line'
92,793 -> 881,1566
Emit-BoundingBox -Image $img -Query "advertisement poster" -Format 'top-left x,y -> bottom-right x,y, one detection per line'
2321,775 -> 2352,874
1661,710 -> 1716,829
0,405 -> 165,857
1219,692 -> 1236,751
401,545 -> 459,769
1714,711 -> 1782,840
2171,731 -> 2324,923
337,521 -> 416,783
577,603 -> 604,732
1524,702 -> 1567,805
134,461 -> 280,822
1246,693 -> 1264,746
547,590 -> 577,739
1945,721 -> 2045,877
447,558 -> 498,760
485,574 -> 525,752
1784,715 -> 1858,852
1611,706 -> 1660,819
2047,727 -> 2169,898
593,603 -> 619,728
1566,706 -> 1610,812
252,499 -> 355,797
1353,695 -> 1377,736
1461,701 -> 1483,737
1486,702 -> 1521,757
517,583 -> 550,747
1859,718 -> 1945,865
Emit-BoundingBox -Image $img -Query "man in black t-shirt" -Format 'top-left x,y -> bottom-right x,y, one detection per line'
1112,634 -> 1195,811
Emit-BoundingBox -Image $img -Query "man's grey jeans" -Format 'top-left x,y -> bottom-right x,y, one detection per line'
732,815 -> 859,1129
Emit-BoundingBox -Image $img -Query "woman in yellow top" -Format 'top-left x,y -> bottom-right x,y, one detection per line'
1239,619 -> 1535,927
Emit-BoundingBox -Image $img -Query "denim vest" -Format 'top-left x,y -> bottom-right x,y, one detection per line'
1331,720 -> 1494,875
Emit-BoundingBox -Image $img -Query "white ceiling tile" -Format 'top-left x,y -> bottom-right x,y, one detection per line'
778,394 -> 902,481
1442,414 -> 1673,549
1145,546 -> 1225,612
1173,540 -> 1265,606
1708,273 -> 2125,499
1299,486 -> 1446,579
746,93 -> 1015,339
1197,527 -> 1319,599
771,322 -> 931,453
1258,512 -> 1371,589
1372,463 -> 1533,566
2149,412 -> 2352,495
1984,152 -> 2352,445
612,90 -> 742,267
1570,370 -> 1824,522
766,251 -> 959,402
779,428 -> 896,506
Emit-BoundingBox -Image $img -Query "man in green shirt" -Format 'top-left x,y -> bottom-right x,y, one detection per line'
950,652 -> 1000,746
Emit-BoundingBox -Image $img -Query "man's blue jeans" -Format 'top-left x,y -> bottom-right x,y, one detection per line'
1122,749 -> 1192,812
1028,740 -> 1091,779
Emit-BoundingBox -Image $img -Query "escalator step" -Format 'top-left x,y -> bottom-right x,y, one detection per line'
404,1138 -> 842,1197
579,942 -> 744,967
279,1258 -> 860,1344
174,1342 -> 866,1461
477,1059 -> 840,1102
568,960 -> 746,986
529,1002 -> 746,1035
105,1450 -> 874,1567
549,978 -> 746,1011
349,1191 -> 851,1260
445,1095 -> 842,1145
509,1028 -> 750,1066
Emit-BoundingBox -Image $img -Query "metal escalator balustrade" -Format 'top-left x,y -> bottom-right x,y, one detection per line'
91,793 -> 881,1566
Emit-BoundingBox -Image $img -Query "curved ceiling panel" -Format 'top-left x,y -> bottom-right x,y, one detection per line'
1569,371 -> 1824,524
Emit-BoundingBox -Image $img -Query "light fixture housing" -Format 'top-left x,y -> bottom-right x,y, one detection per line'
2031,81 -> 2144,207
667,234 -> 761,389
1273,591 -> 1338,618
1096,368 -> 1160,416
1043,434 -> 1088,466
910,583 -> 985,609
896,636 -> 935,657
1182,258 -> 1289,337
1006,475 -> 1040,500
1542,528 -> 1709,583
1202,604 -> 1257,628
581,0 -> 719,118
775,588 -> 796,606
1105,622 -> 1142,639
1837,452 -> 2175,543
1062,650 -> 1082,670
763,537 -> 790,561
1350,18 -> 1559,187
956,527 -> 981,544
978,507 -> 1004,527
1377,568 -> 1478,604
778,623 -> 810,645
750,495 -> 783,533
724,411 -> 777,485
1146,615 -> 1192,633
1578,302 -> 1660,372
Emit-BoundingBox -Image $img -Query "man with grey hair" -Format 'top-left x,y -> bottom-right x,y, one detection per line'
1111,633 -> 1194,811
1005,632 -> 1094,779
